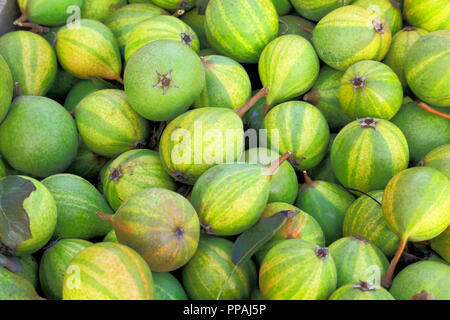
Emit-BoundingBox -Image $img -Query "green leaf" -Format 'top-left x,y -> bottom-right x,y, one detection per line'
215,210 -> 299,300
0,252 -> 23,273
0,176 -> 36,250
196,0 -> 210,15
231,210 -> 299,266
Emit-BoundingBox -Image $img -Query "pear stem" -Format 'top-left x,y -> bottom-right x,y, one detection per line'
172,9 -> 185,17
303,88 -> 320,105
297,24 -> 313,34
235,87 -> 269,118
302,171 -> 314,185
382,237 -> 408,288
95,212 -> 114,224
265,151 -> 292,175
14,82 -> 24,97
418,102 -> 450,120
13,13 -> 29,26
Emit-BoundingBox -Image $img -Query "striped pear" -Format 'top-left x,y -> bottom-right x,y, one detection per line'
0,96 -> 78,177
204,0 -> 279,64
383,26 -> 429,90
381,167 -> 450,287
96,188 -> 200,272
101,149 -> 176,211
291,0 -> 354,21
0,31 -> 57,96
124,40 -> 205,121
64,79 -> 110,112
56,19 -> 123,83
259,34 -> 320,113
8,176 -> 57,256
338,60 -> 403,120
74,89 -> 150,157
182,236 -> 257,300
194,55 -> 252,111
0,267 -> 42,300
153,273 -> 188,300
254,202 -> 325,265
125,15 -> 200,62
330,118 -> 409,193
390,261 -> 450,300
343,191 -> 400,257
0,54 -> 12,123
81,0 -> 127,22
329,281 -> 395,300
403,0 -> 450,32
262,101 -> 330,171
312,5 -> 392,71
190,152 -> 291,236
329,236 -> 389,287
159,88 -> 268,184
39,239 -> 93,300
62,242 -> 154,300
303,66 -> 352,130
353,0 -> 402,34
405,30 -> 450,107
391,102 -> 450,164
421,144 -> 450,178
14,0 -> 84,27
42,174 -> 113,239
259,239 -> 337,300
104,3 -> 168,47
296,172 -> 355,244
243,147 -> 298,204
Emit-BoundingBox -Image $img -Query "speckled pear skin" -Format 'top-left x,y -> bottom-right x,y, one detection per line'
0,96 -> 78,178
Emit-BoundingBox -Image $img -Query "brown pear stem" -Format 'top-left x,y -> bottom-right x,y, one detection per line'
235,87 -> 269,118
302,171 -> 314,185
95,212 -> 114,224
297,24 -> 313,34
172,9 -> 185,17
382,237 -> 408,289
16,21 -> 50,33
262,103 -> 270,117
265,151 -> 292,175
13,13 -> 29,26
418,102 -> 450,120
14,82 -> 24,97
303,88 -> 320,105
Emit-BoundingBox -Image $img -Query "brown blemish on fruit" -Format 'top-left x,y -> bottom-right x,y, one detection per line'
152,70 -> 180,95
350,72 -> 369,91
352,234 -> 369,242
180,31 -> 194,47
359,117 -> 378,130
303,88 -> 320,106
373,17 -> 386,34
411,290 -> 435,300
109,166 -> 123,183
354,281 -> 377,291
315,246 -> 329,259
403,26 -> 417,31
